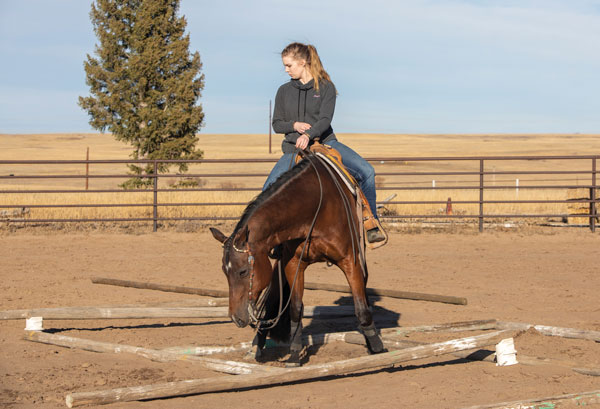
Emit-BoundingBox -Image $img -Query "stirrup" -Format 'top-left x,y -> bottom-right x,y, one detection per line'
363,216 -> 388,249
367,227 -> 386,243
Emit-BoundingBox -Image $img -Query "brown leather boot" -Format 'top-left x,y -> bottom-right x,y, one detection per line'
367,227 -> 386,243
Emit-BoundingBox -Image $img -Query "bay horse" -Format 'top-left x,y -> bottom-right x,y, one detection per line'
210,152 -> 384,365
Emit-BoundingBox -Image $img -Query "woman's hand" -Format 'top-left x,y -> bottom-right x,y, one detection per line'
293,122 -> 311,149
295,134 -> 309,150
293,121 -> 311,134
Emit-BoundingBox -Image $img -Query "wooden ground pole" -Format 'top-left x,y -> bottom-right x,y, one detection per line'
2,305 -> 358,320
65,330 -> 510,407
91,276 -> 229,298
91,276 -> 467,305
304,281 -> 467,305
24,331 -> 274,375
461,389 -> 600,409
497,321 -> 600,342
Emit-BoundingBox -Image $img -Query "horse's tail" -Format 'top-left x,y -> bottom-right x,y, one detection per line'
263,261 -> 291,343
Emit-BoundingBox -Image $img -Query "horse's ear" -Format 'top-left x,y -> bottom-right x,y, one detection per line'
209,227 -> 228,244
232,225 -> 249,248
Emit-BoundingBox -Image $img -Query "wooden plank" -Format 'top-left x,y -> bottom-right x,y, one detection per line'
150,298 -> 229,307
163,342 -> 255,356
91,276 -> 229,298
164,332 -> 351,356
573,368 -> 600,377
344,333 -> 600,377
163,320 -> 497,356
64,330 -> 511,407
90,276 -> 467,305
496,321 -> 600,342
162,331 -> 362,356
304,281 -> 467,305
91,276 -> 467,305
345,333 -> 498,363
0,299 -> 229,320
24,331 -> 277,375
382,319 -> 497,337
2,305 -> 357,320
4,306 -> 230,320
460,389 -> 600,409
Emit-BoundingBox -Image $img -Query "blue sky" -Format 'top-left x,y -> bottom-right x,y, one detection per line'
1,0 -> 599,134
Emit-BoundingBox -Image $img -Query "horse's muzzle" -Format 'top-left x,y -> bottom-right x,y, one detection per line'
231,314 -> 249,328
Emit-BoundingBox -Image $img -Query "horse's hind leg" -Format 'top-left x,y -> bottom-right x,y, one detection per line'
339,258 -> 385,354
287,304 -> 304,366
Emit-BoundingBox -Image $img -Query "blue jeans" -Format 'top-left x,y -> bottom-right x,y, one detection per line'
262,141 -> 378,219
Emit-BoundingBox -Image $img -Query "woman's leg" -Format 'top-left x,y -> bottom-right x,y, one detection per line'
327,140 -> 378,218
263,153 -> 297,191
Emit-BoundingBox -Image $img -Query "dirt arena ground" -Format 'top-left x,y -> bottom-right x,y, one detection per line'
1,226 -> 599,408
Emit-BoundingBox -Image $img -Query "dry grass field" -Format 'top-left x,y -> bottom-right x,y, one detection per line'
0,132 -> 598,223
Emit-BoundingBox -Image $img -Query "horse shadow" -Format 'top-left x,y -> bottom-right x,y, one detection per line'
257,295 -> 401,365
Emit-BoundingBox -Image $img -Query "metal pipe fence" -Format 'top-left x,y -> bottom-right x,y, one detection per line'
0,155 -> 597,232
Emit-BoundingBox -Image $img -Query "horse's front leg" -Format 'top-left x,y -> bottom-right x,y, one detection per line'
339,258 -> 385,354
285,256 -> 307,367
244,329 -> 267,361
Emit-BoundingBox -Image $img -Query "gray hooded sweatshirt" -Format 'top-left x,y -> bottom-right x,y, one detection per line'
272,78 -> 337,154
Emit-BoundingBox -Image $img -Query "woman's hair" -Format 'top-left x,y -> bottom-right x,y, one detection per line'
281,42 -> 331,92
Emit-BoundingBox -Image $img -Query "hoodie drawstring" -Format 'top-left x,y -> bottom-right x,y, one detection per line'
297,89 -> 308,122
303,90 -> 307,120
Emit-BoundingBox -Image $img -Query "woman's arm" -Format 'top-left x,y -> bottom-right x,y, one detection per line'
272,87 -> 295,134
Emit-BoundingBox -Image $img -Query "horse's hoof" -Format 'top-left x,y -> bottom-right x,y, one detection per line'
366,335 -> 385,354
243,345 -> 262,361
359,323 -> 385,354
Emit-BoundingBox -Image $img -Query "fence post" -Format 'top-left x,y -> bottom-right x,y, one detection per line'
85,147 -> 89,191
479,159 -> 484,232
153,160 -> 158,232
591,157 -> 597,233
268,100 -> 272,154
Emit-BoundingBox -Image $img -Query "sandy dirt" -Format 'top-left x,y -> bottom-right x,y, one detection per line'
1,227 -> 599,408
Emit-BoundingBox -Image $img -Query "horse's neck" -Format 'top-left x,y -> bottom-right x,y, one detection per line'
248,169 -> 319,248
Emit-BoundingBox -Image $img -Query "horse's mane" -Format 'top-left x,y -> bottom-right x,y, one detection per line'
231,157 -> 313,238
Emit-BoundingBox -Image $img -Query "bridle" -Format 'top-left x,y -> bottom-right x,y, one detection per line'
228,228 -> 294,330
229,240 -> 258,310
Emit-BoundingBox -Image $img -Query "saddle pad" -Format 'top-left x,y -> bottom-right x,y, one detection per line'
315,152 -> 357,196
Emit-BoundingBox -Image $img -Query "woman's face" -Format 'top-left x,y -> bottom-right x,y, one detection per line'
282,55 -> 306,80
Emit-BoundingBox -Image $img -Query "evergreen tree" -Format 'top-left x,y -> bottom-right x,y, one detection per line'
79,0 -> 204,188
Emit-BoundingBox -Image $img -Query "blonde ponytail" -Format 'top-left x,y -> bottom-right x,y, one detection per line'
281,42 -> 333,92
306,45 -> 331,92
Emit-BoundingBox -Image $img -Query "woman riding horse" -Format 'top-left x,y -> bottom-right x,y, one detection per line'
211,153 -> 385,366
265,42 -> 386,244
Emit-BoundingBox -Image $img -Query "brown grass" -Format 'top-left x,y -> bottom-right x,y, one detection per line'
1,132 -> 598,222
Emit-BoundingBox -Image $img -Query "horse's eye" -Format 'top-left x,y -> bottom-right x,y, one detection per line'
238,269 -> 249,278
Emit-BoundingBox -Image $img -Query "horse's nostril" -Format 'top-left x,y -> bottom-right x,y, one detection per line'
231,315 -> 244,328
